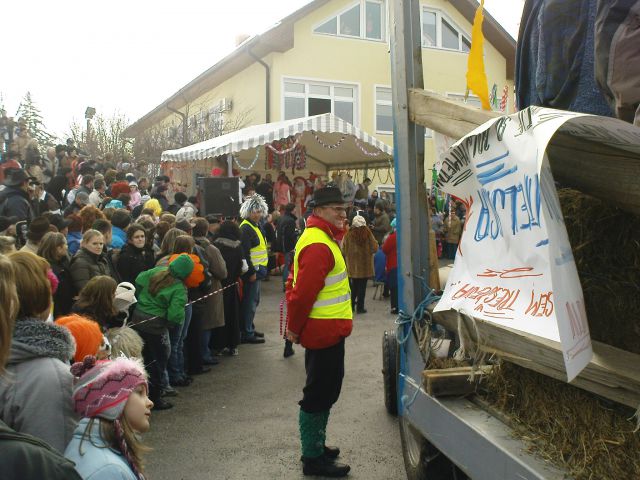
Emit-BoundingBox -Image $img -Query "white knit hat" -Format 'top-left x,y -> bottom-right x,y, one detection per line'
351,215 -> 367,228
114,282 -> 137,312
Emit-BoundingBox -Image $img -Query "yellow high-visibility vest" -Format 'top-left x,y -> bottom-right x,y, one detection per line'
240,220 -> 268,267
293,226 -> 352,320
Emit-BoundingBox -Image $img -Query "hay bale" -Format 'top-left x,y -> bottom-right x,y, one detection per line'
480,362 -> 640,480
558,189 -> 640,354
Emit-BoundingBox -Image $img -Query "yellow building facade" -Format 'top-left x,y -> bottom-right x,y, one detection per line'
125,0 -> 515,187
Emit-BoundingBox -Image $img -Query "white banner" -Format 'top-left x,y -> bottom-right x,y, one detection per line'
434,107 -> 598,381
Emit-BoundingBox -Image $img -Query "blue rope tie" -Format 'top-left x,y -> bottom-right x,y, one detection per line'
394,279 -> 441,346
401,385 -> 422,411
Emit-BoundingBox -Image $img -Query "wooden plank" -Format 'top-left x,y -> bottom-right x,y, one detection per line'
423,366 -> 491,397
408,89 -> 640,215
432,309 -> 640,408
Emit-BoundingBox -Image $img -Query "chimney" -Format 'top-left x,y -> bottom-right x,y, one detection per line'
235,34 -> 251,47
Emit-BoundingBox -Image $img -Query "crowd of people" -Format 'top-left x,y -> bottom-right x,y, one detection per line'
0,129 -> 403,477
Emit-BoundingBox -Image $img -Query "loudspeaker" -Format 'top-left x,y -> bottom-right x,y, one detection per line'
198,177 -> 240,217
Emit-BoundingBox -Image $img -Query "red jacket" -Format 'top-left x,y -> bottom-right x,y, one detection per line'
286,215 -> 353,350
381,231 -> 397,272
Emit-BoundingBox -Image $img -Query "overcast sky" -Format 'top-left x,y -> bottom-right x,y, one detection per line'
2,0 -> 524,139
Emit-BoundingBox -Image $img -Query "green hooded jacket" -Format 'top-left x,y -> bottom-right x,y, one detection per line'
134,266 -> 188,327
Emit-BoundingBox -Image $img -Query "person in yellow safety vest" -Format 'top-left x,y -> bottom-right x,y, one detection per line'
285,186 -> 352,478
238,193 -> 269,344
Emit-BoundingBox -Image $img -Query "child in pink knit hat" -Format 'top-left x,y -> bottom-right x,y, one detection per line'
64,355 -> 153,480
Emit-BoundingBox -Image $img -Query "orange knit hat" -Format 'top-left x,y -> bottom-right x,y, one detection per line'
55,315 -> 104,363
169,253 -> 205,288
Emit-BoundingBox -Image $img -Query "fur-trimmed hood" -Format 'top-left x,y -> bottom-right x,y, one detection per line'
8,318 -> 76,365
214,237 -> 242,249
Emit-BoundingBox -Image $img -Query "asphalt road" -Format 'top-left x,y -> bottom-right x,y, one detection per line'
144,276 -> 406,480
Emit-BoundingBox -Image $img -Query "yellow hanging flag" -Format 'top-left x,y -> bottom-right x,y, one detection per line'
466,0 -> 491,110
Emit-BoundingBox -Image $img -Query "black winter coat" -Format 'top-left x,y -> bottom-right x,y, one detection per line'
51,257 -> 75,318
276,212 -> 298,253
0,420 -> 82,480
46,175 -> 70,205
214,237 -> 244,286
116,243 -> 155,284
0,186 -> 33,222
69,247 -> 112,292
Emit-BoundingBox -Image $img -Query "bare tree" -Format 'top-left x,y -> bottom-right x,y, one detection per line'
67,112 -> 133,161
133,105 -> 254,165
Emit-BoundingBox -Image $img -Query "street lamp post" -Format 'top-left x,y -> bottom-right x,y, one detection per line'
85,107 -> 96,155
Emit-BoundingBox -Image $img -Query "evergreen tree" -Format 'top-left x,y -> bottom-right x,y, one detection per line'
15,92 -> 55,147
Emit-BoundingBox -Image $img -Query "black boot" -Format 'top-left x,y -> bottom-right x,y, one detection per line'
153,398 -> 174,411
284,340 -> 295,358
300,445 -> 340,462
324,445 -> 340,459
302,455 -> 350,477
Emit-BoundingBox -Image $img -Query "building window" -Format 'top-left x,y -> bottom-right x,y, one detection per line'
314,0 -> 386,42
375,86 -> 393,133
376,86 -> 432,137
284,79 -> 357,125
422,8 -> 471,52
340,4 -> 361,36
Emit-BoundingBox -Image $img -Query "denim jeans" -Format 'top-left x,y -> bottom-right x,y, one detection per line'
240,278 -> 261,339
167,303 -> 192,383
201,328 -> 213,361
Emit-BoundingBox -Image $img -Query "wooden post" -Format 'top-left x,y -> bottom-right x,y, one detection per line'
390,0 -> 430,316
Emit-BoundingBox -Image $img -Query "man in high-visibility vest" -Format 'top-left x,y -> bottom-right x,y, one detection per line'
239,193 -> 269,344
286,186 -> 352,478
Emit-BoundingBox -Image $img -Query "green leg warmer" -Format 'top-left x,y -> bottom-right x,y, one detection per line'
299,409 -> 330,458
320,409 -> 330,445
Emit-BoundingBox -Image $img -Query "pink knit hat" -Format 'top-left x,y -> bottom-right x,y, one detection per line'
71,355 -> 148,420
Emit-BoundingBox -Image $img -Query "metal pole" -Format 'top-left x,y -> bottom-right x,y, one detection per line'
247,45 -> 271,123
86,118 -> 91,153
390,0 -> 429,316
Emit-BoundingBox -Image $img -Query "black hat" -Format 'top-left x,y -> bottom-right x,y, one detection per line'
310,186 -> 345,207
175,219 -> 192,233
26,217 -> 51,243
49,214 -> 72,231
3,168 -> 36,187
0,216 -> 18,232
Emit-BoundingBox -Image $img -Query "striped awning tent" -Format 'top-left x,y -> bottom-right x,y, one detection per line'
160,113 -> 393,170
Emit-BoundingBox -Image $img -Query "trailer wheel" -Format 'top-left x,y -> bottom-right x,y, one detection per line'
400,415 -> 468,480
382,330 -> 398,415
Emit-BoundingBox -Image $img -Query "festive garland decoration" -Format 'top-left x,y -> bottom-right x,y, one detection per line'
500,85 -> 509,112
489,83 -> 499,110
265,135 -> 301,155
310,130 -> 346,149
383,166 -> 394,184
353,136 -> 383,157
233,146 -> 261,170
279,297 -> 288,338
